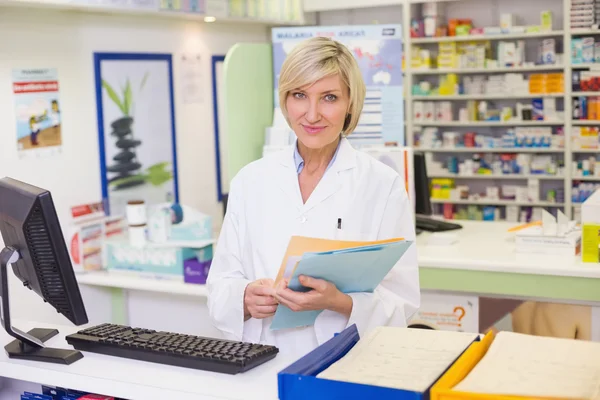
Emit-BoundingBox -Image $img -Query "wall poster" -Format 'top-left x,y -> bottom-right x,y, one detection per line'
271,25 -> 404,147
94,53 -> 179,217
13,68 -> 62,159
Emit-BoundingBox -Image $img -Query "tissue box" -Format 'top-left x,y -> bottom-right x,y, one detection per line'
184,244 -> 213,284
105,241 -> 198,280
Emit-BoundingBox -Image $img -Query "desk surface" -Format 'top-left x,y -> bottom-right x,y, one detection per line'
0,320 -> 290,400
417,221 -> 600,279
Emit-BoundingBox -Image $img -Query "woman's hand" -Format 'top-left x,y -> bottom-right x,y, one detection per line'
244,278 -> 278,321
274,275 -> 353,317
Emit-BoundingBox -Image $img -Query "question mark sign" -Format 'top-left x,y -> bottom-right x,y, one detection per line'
454,306 -> 466,323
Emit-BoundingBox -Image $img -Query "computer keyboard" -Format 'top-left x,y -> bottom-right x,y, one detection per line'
65,323 -> 279,374
416,215 -> 463,232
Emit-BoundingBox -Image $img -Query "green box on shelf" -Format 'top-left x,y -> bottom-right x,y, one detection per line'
105,241 -> 198,280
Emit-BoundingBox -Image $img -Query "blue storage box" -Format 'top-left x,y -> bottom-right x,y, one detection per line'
278,324 -> 480,400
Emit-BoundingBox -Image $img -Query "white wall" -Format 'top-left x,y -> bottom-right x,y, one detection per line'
0,6 -> 268,324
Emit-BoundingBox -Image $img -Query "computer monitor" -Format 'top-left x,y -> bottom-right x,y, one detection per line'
414,151 -> 433,216
0,177 -> 88,365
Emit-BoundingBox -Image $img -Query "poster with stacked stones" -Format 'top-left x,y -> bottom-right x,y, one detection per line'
13,68 -> 62,159
94,53 -> 179,217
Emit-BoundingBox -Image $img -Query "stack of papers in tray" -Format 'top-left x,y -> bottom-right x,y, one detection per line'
454,331 -> 600,399
317,326 -> 479,393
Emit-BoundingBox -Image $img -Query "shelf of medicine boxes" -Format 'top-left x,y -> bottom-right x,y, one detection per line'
413,121 -> 565,127
429,173 -> 564,180
411,31 -> 565,44
571,29 -> 600,36
411,65 -> 566,75
417,147 -> 564,153
412,93 -> 564,100
430,199 -> 565,207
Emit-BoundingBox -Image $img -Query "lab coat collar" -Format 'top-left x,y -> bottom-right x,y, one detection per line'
275,137 -> 357,212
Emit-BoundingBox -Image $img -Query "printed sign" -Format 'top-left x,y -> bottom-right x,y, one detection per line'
13,68 -> 62,159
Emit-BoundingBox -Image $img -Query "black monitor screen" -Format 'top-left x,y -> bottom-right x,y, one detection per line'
414,152 -> 432,216
0,177 -> 88,326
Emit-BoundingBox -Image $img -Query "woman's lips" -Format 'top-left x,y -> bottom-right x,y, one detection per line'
302,124 -> 326,134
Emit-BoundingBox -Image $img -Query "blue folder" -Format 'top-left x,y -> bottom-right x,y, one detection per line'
278,324 -> 480,400
270,240 -> 413,331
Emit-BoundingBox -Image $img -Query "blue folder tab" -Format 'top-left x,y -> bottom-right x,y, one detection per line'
271,240 -> 413,331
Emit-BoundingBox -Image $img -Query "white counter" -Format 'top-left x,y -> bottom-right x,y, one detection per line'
0,320 -> 292,400
417,221 -> 600,278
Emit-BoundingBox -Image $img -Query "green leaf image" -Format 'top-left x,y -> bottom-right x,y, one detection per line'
102,79 -> 126,115
123,78 -> 132,116
140,71 -> 150,92
108,173 -> 146,187
145,162 -> 173,186
108,162 -> 173,188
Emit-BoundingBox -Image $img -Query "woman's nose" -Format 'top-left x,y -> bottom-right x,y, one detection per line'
305,101 -> 321,123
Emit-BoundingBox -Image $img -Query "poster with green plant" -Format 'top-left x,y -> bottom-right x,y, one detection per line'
94,53 -> 179,217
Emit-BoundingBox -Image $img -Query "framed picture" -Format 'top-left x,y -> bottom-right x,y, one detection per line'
93,52 -> 179,216
212,55 -> 227,203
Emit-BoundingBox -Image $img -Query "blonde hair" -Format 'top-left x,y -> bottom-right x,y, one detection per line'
278,37 -> 366,136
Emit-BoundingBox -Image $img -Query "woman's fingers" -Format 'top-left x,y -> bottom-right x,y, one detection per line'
251,304 -> 277,318
255,295 -> 278,306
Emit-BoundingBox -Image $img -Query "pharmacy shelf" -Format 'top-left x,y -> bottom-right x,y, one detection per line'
572,120 -> 600,126
417,147 -> 564,153
412,93 -> 563,100
412,65 -> 565,75
572,91 -> 600,96
431,199 -> 565,207
411,31 -> 564,44
429,173 -> 564,180
571,63 -> 600,69
571,29 -> 600,36
403,0 -> 600,220
414,121 -> 564,127
573,176 -> 600,181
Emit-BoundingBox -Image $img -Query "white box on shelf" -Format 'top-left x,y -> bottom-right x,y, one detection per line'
515,226 -> 581,256
414,101 -> 424,122
424,102 -> 435,122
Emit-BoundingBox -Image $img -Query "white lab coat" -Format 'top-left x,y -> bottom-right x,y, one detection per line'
206,138 -> 420,358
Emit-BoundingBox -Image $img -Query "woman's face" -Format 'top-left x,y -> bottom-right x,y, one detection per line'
285,74 -> 350,150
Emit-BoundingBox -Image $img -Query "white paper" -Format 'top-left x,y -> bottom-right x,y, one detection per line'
180,53 -> 203,105
541,209 -> 557,236
454,331 -> 600,399
317,326 -> 478,392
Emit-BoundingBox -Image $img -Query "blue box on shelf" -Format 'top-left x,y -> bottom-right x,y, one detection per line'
278,324 -> 480,400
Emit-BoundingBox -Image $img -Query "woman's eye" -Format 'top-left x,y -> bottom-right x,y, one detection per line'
293,92 -> 305,99
324,94 -> 337,102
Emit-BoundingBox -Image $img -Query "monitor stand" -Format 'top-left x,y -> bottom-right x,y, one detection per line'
0,247 -> 83,365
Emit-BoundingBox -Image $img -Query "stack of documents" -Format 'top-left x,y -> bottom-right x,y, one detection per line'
270,236 -> 413,331
317,326 -> 479,393
454,331 -> 600,399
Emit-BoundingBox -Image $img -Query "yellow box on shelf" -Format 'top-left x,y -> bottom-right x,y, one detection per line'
431,178 -> 454,200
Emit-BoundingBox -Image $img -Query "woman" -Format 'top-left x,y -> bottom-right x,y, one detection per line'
207,36 -> 419,357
